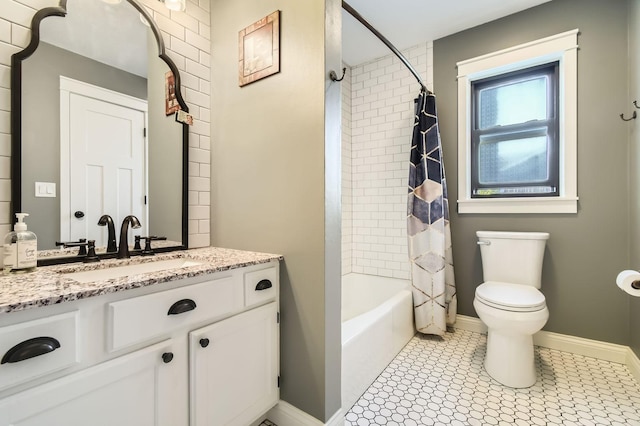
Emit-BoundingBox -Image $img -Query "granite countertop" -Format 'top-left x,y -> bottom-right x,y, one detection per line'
0,247 -> 283,314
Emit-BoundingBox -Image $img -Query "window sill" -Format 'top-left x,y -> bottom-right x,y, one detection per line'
457,196 -> 578,214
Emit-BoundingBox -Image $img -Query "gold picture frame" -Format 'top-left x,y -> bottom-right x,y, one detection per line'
238,11 -> 280,87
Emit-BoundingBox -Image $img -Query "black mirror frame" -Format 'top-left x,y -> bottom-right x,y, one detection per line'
10,0 -> 189,265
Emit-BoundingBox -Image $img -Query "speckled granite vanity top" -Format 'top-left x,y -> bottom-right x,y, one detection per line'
0,247 -> 283,314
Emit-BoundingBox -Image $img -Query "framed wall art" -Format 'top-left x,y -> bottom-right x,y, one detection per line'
165,70 -> 180,116
238,10 -> 280,87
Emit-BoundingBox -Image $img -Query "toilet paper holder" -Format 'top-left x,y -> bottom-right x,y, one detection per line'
616,270 -> 640,296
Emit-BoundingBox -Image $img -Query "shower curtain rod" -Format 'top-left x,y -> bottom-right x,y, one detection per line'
342,0 -> 429,93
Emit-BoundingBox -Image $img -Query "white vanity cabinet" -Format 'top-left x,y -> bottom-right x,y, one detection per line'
190,302 -> 279,426
0,260 -> 280,426
0,339 -> 181,426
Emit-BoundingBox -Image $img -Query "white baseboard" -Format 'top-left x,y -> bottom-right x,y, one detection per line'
533,329 -> 628,363
263,319 -> 640,426
627,347 -> 640,383
455,314 -> 633,366
454,314 -> 487,334
265,401 -> 343,426
326,409 -> 345,426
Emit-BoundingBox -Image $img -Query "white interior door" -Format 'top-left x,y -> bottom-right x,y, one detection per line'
61,78 -> 147,246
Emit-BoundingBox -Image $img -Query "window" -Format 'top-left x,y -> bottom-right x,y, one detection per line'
456,30 -> 578,214
471,62 -> 559,198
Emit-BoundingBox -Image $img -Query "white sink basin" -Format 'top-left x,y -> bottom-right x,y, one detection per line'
61,258 -> 205,283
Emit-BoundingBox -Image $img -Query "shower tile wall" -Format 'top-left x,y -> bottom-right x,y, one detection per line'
0,0 -> 211,248
342,61 -> 353,275
342,42 -> 434,280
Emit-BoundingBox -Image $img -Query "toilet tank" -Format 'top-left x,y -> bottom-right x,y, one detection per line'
476,231 -> 549,288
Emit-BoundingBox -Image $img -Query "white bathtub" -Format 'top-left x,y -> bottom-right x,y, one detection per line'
341,273 -> 415,411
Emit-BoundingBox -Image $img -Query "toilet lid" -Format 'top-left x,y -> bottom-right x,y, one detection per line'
476,281 -> 546,312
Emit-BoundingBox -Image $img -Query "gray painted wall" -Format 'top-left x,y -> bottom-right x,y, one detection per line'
434,0 -> 631,344
210,0 -> 342,422
21,42 -> 146,249
629,0 -> 640,358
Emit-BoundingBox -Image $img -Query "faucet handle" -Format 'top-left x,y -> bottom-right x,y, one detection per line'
139,236 -> 167,256
55,238 -> 88,256
134,235 -> 142,251
84,240 -> 100,263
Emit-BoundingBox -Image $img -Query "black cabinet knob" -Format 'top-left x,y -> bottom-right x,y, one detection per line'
162,352 -> 174,363
74,211 -> 85,219
199,338 -> 210,348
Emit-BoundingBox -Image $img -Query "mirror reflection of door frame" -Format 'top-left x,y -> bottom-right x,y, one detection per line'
59,76 -> 149,243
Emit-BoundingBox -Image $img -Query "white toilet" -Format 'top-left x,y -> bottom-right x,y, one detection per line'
474,230 -> 550,388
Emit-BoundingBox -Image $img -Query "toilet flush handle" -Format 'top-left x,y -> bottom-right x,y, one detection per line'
477,240 -> 491,245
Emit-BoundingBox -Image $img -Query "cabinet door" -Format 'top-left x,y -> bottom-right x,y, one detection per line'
0,340 -> 184,426
190,302 -> 278,426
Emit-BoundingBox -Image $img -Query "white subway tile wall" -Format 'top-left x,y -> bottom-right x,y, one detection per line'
342,61 -> 352,276
342,42 -> 433,280
0,0 -> 211,248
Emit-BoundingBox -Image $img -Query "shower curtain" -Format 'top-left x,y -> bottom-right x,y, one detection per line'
407,90 -> 457,336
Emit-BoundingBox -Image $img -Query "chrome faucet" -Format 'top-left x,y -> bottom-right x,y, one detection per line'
97,215 -> 117,253
118,215 -> 141,259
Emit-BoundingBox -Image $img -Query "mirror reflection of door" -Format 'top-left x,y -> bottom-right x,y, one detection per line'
61,78 -> 148,246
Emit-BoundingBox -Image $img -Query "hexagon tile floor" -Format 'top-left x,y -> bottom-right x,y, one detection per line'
345,329 -> 640,426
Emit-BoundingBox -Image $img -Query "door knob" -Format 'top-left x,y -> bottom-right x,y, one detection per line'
74,211 -> 85,219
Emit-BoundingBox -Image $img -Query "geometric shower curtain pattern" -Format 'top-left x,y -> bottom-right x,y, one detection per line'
407,90 -> 457,336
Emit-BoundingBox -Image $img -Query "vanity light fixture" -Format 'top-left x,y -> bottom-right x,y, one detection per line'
161,0 -> 186,12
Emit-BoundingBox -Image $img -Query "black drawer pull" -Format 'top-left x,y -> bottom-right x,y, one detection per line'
167,299 -> 197,315
199,338 -> 210,348
1,337 -> 61,364
255,279 -> 272,291
162,352 -> 174,363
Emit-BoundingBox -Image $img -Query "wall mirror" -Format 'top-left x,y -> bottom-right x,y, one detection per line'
11,0 -> 189,264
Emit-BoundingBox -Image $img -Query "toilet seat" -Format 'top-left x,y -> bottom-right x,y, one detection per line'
475,281 -> 546,312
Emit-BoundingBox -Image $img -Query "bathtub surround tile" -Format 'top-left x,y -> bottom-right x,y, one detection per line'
346,329 -> 640,426
342,61 -> 353,276
343,43 -> 433,281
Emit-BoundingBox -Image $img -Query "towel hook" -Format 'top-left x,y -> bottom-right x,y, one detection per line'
329,67 -> 346,82
621,111 -> 637,121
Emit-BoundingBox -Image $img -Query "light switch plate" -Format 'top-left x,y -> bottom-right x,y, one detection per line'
35,182 -> 56,198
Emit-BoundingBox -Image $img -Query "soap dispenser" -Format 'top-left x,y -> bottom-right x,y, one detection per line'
3,213 -> 37,274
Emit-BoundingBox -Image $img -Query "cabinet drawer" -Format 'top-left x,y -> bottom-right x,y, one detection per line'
0,311 -> 79,391
108,276 -> 243,352
244,266 -> 278,308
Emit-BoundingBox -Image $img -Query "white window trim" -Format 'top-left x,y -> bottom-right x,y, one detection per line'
456,29 -> 579,214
